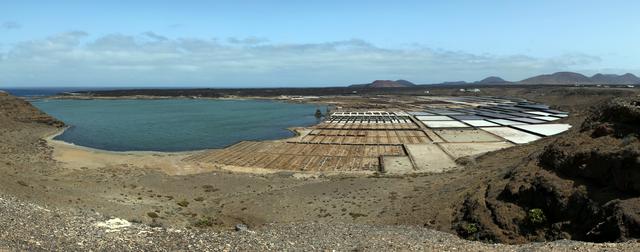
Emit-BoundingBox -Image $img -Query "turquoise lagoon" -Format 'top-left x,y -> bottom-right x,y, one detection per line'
32,99 -> 323,152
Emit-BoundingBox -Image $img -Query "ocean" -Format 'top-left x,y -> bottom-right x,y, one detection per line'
32,99 -> 323,152
2,87 -> 111,97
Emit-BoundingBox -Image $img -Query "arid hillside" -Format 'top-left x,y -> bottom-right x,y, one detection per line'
0,92 -> 63,127
456,96 -> 640,243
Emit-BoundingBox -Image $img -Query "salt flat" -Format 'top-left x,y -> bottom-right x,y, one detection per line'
438,142 -> 514,159
481,127 -> 542,144
512,124 -> 572,136
404,144 -> 457,173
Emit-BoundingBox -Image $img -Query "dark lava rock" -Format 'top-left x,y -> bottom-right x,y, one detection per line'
455,96 -> 640,244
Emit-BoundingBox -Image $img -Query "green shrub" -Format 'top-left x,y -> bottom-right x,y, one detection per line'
193,217 -> 214,228
528,208 -> 546,225
463,223 -> 478,235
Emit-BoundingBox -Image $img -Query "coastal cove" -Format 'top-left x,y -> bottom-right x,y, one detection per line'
32,99 -> 324,152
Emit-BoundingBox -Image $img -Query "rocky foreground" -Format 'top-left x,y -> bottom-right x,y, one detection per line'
1,194 -> 638,251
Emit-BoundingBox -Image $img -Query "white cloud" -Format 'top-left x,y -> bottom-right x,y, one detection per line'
0,31 -> 605,87
227,36 -> 268,45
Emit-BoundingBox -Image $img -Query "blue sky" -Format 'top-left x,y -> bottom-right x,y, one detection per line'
1,0 -> 639,87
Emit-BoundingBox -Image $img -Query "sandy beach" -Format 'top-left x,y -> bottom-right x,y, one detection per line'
45,127 -> 210,175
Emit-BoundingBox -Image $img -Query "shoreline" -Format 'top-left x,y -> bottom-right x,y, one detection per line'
43,119 -> 322,156
40,113 -> 348,176
44,126 -> 376,176
38,94 -> 333,106
44,127 -> 211,175
46,95 -> 264,100
44,127 -> 204,156
35,96 -> 329,156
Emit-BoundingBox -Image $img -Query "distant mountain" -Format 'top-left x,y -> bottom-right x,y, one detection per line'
350,79 -> 416,88
476,76 -> 510,84
519,72 -> 592,85
439,81 -> 468,85
349,72 -> 640,88
394,79 -> 416,87
426,77 -> 510,86
519,72 -> 640,85
590,73 -> 640,85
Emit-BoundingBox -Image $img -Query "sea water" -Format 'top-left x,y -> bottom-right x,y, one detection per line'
32,99 -> 323,152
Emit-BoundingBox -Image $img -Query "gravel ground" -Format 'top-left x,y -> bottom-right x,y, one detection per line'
1,194 -> 638,251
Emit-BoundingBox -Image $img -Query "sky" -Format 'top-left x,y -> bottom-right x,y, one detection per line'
0,0 -> 639,87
